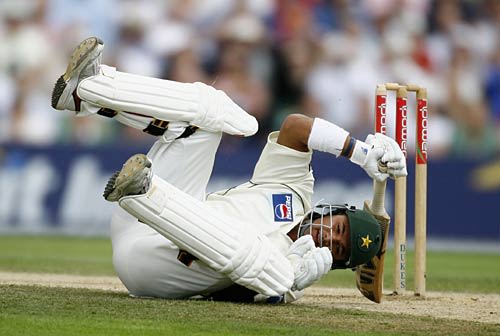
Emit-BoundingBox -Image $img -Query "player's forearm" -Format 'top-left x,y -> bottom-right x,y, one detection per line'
277,114 -> 314,152
306,118 -> 371,163
276,114 -> 357,156
276,115 -> 405,182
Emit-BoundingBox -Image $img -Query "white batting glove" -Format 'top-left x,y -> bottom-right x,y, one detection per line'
350,135 -> 388,182
286,235 -> 332,291
352,134 -> 407,182
371,133 -> 408,179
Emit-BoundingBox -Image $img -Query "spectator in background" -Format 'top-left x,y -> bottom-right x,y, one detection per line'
481,0 -> 500,122
46,0 -> 119,46
0,72 -> 15,143
303,25 -> 375,140
426,0 -> 461,75
0,0 -> 62,144
269,0 -> 317,131
485,44 -> 500,140
150,2 -> 210,87
112,1 -> 161,77
447,43 -> 498,158
145,0 -> 201,78
270,36 -> 318,131
163,46 -> 208,85
0,0 -> 497,159
211,4 -> 271,140
311,0 -> 352,34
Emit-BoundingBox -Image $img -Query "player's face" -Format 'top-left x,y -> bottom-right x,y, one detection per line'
309,214 -> 350,262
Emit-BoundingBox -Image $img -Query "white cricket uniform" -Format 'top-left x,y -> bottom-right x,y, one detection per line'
111,125 -> 314,299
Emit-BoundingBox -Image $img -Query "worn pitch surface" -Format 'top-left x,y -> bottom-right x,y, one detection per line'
1,271 -> 498,324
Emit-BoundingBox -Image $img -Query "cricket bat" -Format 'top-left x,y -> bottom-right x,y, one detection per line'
355,179 -> 391,303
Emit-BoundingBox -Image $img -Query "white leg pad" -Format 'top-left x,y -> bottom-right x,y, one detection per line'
118,176 -> 294,296
77,65 -> 258,136
114,110 -> 151,130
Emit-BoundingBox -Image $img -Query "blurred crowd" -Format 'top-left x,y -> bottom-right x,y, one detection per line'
0,0 -> 499,159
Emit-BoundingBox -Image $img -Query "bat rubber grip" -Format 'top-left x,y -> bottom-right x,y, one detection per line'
378,161 -> 388,173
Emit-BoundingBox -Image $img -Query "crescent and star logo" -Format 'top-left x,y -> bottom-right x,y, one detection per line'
361,235 -> 373,249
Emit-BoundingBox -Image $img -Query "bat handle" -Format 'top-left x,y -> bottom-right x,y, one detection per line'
371,180 -> 387,216
378,160 -> 388,173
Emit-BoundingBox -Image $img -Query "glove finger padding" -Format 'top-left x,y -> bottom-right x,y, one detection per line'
374,133 -> 397,146
365,147 -> 390,182
387,159 -> 405,170
288,247 -> 333,291
311,249 -> 325,278
288,234 -> 316,257
364,134 -> 376,146
380,143 -> 401,163
319,247 -> 333,272
388,165 -> 408,178
312,247 -> 333,283
375,134 -> 404,163
292,256 -> 317,291
385,151 -> 407,178
366,146 -> 385,165
287,235 -> 333,291
373,133 -> 407,179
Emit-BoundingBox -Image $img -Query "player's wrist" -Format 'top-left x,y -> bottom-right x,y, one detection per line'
340,136 -> 356,158
349,139 -> 371,166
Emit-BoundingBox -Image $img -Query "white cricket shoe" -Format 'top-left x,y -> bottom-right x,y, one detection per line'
51,37 -> 104,112
103,154 -> 153,202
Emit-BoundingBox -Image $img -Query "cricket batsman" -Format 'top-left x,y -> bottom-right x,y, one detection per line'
52,37 -> 406,303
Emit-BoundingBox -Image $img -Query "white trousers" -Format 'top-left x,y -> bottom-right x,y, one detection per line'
110,123 -> 233,298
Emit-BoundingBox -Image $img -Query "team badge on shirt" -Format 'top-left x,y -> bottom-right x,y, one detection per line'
272,194 -> 293,222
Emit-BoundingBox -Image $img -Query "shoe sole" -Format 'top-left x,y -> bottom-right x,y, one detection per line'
51,37 -> 104,109
103,154 -> 152,202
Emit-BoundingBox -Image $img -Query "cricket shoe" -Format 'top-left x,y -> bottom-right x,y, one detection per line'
103,154 -> 153,202
51,37 -> 104,112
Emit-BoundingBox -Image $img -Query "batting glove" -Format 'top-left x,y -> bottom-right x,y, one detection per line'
371,133 -> 408,179
350,134 -> 388,182
286,235 -> 332,291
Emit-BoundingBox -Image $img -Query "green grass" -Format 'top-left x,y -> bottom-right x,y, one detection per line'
0,235 -> 499,335
1,235 -> 499,293
319,249 -> 500,294
1,285 -> 499,336
0,235 -> 114,275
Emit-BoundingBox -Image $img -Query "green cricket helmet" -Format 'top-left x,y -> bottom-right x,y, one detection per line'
298,204 -> 382,269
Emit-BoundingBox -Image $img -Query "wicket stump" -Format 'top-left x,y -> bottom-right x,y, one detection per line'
375,83 -> 428,296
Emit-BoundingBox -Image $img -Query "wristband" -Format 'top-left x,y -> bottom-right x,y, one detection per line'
307,118 -> 349,156
341,136 -> 356,158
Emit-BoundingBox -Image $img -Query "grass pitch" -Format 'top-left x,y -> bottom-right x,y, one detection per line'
2,285 -> 500,336
1,235 -> 499,293
0,236 -> 499,335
